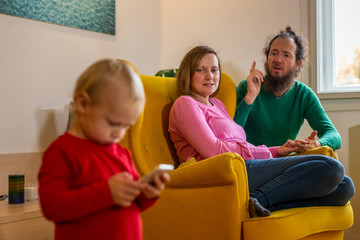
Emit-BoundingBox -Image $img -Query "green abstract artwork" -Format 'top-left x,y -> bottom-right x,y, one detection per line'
0,0 -> 115,35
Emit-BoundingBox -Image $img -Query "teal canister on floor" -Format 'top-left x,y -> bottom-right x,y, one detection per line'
8,175 -> 25,204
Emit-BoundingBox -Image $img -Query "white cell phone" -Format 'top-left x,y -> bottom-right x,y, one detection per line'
140,164 -> 174,184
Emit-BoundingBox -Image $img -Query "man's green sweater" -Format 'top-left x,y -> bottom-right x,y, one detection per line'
234,80 -> 341,150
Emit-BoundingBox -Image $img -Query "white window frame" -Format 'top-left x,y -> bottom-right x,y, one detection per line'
309,0 -> 360,99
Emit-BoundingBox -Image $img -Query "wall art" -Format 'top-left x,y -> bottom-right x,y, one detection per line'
0,0 -> 115,35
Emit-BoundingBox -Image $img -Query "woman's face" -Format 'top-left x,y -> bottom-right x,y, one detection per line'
191,53 -> 220,103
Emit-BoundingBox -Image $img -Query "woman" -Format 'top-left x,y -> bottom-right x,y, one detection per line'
168,46 -> 355,217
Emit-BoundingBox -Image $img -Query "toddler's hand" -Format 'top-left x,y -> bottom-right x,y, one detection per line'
108,172 -> 142,207
140,173 -> 170,199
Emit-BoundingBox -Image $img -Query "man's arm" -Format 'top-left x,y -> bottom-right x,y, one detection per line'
304,87 -> 342,150
234,80 -> 253,127
234,62 -> 264,127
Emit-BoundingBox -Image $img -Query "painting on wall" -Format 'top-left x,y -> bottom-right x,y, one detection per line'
0,0 -> 115,35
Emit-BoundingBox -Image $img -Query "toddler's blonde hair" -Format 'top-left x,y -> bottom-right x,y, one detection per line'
73,59 -> 145,105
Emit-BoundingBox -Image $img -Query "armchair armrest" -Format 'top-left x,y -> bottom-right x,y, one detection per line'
291,146 -> 338,159
168,152 -> 248,187
141,152 -> 250,240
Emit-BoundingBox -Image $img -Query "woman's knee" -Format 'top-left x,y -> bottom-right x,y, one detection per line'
328,175 -> 355,206
341,176 -> 355,203
317,157 -> 355,203
318,155 -> 344,182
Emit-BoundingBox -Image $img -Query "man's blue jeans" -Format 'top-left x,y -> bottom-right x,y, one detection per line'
245,154 -> 355,211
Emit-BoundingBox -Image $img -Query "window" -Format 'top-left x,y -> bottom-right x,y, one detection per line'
315,0 -> 360,98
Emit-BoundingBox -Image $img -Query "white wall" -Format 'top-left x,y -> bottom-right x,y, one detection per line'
160,0 -> 302,85
0,0 -> 359,239
0,0 -> 162,153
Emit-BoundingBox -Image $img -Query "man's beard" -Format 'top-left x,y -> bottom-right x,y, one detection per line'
264,63 -> 297,94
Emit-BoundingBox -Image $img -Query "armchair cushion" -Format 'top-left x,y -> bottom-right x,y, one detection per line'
243,202 -> 353,240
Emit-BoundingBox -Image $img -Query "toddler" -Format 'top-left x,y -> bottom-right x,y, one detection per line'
38,59 -> 170,240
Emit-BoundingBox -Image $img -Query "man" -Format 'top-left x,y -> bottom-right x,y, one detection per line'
234,26 -> 341,151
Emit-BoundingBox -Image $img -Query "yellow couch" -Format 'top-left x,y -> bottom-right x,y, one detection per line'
120,70 -> 353,240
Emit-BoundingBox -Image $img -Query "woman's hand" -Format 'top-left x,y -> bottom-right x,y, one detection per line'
277,140 -> 298,156
277,131 -> 321,156
244,61 -> 264,105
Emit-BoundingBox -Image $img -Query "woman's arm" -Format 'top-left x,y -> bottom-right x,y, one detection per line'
170,97 -> 273,160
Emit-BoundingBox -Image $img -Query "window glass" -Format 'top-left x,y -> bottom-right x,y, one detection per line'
334,0 -> 360,88
317,0 -> 360,95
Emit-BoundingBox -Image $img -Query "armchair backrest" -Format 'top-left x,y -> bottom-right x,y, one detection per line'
120,73 -> 236,175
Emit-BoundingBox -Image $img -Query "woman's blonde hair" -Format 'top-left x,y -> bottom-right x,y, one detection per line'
73,59 -> 145,104
175,46 -> 222,99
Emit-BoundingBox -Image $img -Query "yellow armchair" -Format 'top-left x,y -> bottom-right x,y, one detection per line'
120,70 -> 353,240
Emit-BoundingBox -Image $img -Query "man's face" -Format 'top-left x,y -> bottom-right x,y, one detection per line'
266,37 -> 302,80
264,37 -> 303,93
